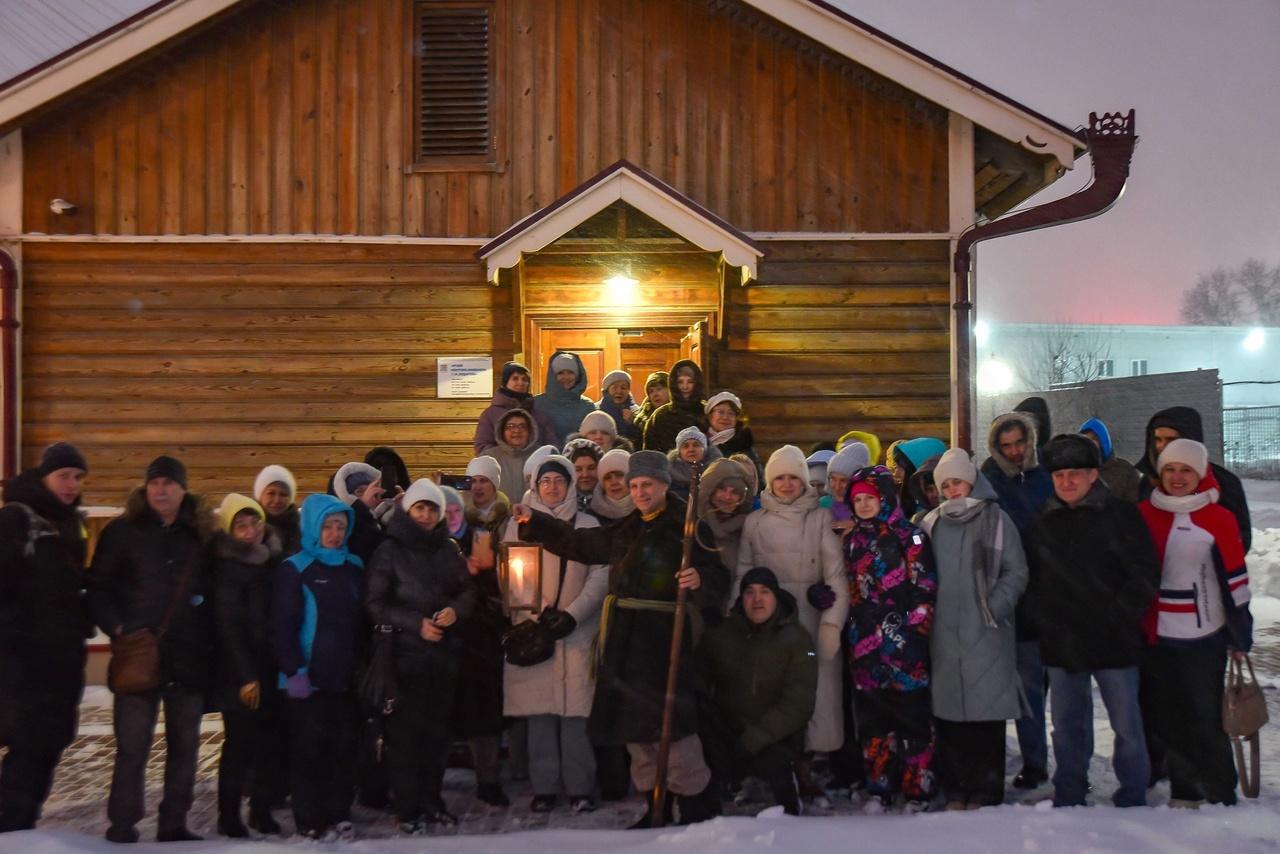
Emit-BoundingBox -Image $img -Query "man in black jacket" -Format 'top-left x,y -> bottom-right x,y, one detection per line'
512,451 -> 729,827
89,456 -> 217,844
0,443 -> 91,832
1027,435 -> 1160,809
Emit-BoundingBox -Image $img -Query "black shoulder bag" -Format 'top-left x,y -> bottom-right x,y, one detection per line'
502,553 -> 568,667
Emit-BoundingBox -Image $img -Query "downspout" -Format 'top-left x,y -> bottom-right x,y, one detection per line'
0,247 -> 17,479
953,109 -> 1138,449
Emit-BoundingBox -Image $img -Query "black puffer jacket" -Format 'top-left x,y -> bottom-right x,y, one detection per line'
1135,405 -> 1251,552
0,469 -> 91,667
365,509 -> 476,676
88,489 -> 218,690
266,506 -> 301,556
213,528 -> 283,703
643,359 -> 708,454
1026,481 -> 1160,673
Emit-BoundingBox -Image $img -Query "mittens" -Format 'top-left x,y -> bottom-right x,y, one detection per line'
818,623 -> 841,661
807,582 -> 837,611
285,672 -> 313,700
539,607 -> 577,640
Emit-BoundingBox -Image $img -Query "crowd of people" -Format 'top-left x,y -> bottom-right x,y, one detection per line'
0,352 -> 1255,842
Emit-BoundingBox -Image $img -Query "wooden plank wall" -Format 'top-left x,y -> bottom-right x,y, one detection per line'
718,240 -> 951,455
21,242 -> 506,503
21,0 -> 950,238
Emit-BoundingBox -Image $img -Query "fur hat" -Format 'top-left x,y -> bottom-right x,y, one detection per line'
38,442 -> 88,476
764,444 -> 808,490
465,456 -> 503,488
145,455 -> 187,489
932,448 -> 977,488
827,442 -> 870,479
1157,438 -> 1209,479
675,426 -> 708,450
551,352 -> 578,375
627,450 -> 672,485
705,390 -> 742,415
218,492 -> 264,534
601,370 -> 631,392
253,464 -> 296,504
598,448 -> 631,480
1041,433 -> 1101,472
402,478 -> 445,513
580,410 -> 618,437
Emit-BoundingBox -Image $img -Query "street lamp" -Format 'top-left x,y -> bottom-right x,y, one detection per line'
498,542 -> 544,621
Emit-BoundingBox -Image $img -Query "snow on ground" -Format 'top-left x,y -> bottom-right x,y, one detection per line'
1245,480 -> 1280,626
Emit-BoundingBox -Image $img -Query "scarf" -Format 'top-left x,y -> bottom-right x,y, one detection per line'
708,427 -> 736,447
1150,488 -> 1215,514
923,497 -> 1003,629
591,485 -> 634,520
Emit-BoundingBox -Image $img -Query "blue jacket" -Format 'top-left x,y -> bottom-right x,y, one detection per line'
272,494 -> 364,693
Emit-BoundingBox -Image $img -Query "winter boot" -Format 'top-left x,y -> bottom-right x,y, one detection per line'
628,793 -> 674,829
248,802 -> 281,835
216,807 -> 249,839
675,781 -> 722,825
768,770 -> 802,816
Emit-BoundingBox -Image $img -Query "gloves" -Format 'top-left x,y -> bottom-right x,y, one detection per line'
818,623 -> 841,661
539,607 -> 577,640
807,582 -> 837,611
285,672 -> 313,700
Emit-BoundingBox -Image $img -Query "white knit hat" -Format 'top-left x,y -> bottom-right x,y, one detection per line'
551,353 -> 577,374
601,370 -> 631,391
253,464 -> 296,503
705,390 -> 742,415
465,455 -> 502,488
827,442 -> 870,478
598,448 -> 631,479
522,444 -> 559,483
764,444 -> 808,490
401,478 -> 446,512
580,410 -> 618,437
1157,438 -> 1209,479
932,448 -> 977,488
675,425 -> 708,449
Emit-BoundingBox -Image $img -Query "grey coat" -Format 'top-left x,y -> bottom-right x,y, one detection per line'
920,475 -> 1028,722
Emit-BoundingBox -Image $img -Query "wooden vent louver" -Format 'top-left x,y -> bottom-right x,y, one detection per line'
416,5 -> 491,160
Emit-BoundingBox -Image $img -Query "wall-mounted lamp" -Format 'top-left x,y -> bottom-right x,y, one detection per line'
604,273 -> 638,305
49,198 -> 77,215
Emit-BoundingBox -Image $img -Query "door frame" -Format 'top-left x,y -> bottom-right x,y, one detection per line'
526,310 -> 716,393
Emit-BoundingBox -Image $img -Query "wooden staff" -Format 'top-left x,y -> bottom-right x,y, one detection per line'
650,461 -> 704,827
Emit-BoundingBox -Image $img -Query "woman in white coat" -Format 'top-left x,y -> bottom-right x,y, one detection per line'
737,445 -> 848,786
501,455 -> 610,814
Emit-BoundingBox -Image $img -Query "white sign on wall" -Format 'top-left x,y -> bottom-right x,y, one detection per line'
437,356 -> 493,399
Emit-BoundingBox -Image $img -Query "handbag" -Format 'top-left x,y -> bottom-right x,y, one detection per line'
358,624 -> 399,716
502,551 -> 568,668
1223,653 -> 1269,798
107,558 -> 195,695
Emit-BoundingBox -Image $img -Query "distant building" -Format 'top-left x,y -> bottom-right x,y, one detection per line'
977,322 -> 1280,407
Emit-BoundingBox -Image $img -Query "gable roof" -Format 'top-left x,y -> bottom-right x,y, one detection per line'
0,0 -> 1086,169
477,161 -> 765,282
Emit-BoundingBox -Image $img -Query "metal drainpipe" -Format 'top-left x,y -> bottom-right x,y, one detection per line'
0,247 -> 18,479
953,109 -> 1138,450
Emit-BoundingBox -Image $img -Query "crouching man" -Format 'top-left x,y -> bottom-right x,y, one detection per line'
698,567 -> 816,815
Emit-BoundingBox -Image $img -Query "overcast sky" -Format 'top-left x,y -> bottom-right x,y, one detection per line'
835,0 -> 1280,325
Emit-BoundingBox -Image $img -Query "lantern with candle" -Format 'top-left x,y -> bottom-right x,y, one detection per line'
498,541 -> 543,621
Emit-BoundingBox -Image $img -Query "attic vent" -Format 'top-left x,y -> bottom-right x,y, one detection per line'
413,2 -> 496,165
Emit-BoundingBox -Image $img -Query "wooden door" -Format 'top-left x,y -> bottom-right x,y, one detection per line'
679,320 -> 707,372
537,328 -> 621,399
620,328 -> 683,389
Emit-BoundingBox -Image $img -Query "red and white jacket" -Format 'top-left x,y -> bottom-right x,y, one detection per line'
1138,471 -> 1252,649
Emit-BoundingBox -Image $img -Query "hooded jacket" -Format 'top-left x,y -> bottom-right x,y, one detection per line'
483,408 -> 543,505
1135,406 -> 1251,552
474,386 -> 561,455
632,371 -> 669,439
272,495 -> 364,693
893,437 -> 948,519
1138,470 -> 1252,651
0,469 -> 91,667
919,475 -> 1028,722
1026,480 -> 1160,673
642,360 -> 709,453
979,412 -> 1054,540
844,466 -> 937,693
213,528 -> 284,699
597,389 -> 643,445
89,488 -> 218,690
697,586 -> 818,756
907,454 -> 942,525
738,475 -> 848,751
1015,396 -> 1052,452
1079,417 -> 1142,504
695,458 -> 754,601
365,507 -> 476,676
533,351 -> 598,444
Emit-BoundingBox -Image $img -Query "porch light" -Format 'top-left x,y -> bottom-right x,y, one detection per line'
976,358 -> 1014,394
1243,328 -> 1265,353
498,542 -> 544,619
604,273 -> 638,305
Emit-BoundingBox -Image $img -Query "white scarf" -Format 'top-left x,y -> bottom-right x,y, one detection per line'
591,485 -> 634,519
1150,487 -> 1216,514
709,427 -> 736,447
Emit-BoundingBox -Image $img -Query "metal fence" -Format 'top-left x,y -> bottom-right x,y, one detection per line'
1223,406 -> 1280,478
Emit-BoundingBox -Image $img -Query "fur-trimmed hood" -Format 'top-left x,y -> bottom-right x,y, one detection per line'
121,487 -> 218,539
986,411 -> 1041,477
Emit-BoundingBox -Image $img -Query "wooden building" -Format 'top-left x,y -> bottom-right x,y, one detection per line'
0,0 -> 1086,503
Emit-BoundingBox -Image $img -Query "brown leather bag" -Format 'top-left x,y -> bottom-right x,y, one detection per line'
1223,653 -> 1268,798
107,561 -> 195,695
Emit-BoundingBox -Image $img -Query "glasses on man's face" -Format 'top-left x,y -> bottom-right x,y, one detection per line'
506,423 -> 530,432
537,476 -> 568,488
